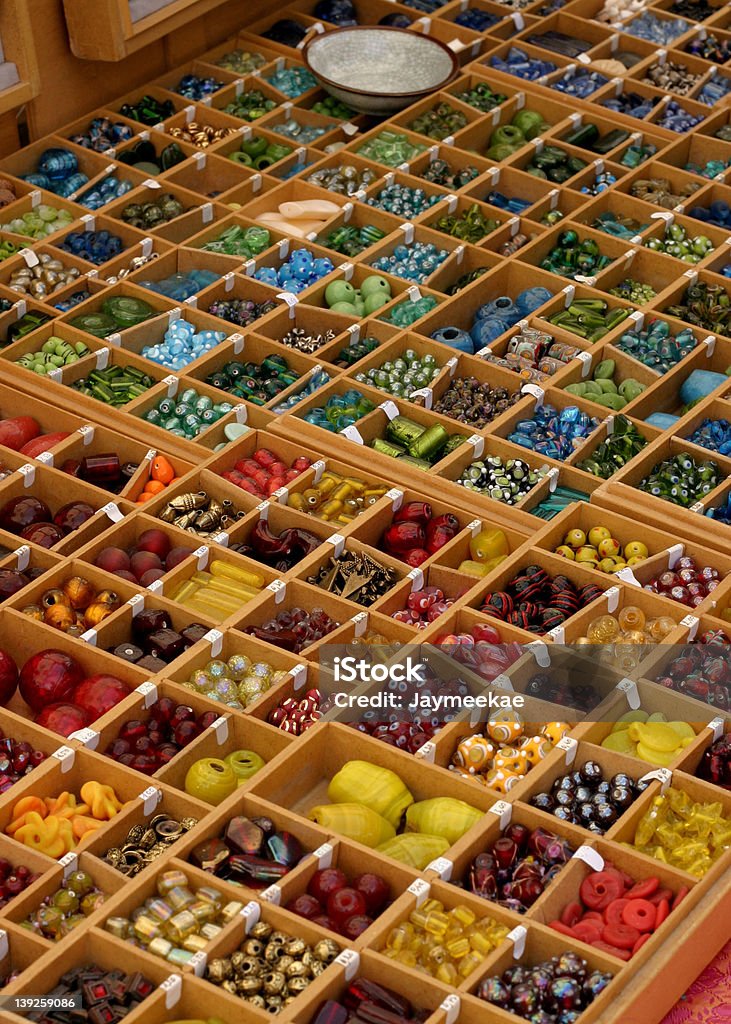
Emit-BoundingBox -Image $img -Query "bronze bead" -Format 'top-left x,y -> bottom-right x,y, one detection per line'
283,937 -> 306,957
207,958 -> 233,983
264,943 -> 286,962
313,939 -> 340,963
250,922 -> 273,941
237,977 -> 263,995
243,938 -> 265,957
285,960 -> 310,979
240,956 -> 264,976
262,971 -> 286,996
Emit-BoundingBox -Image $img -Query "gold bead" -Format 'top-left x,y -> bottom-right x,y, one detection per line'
247,996 -> 266,1010
243,939 -> 265,957
237,977 -> 263,995
285,961 -> 310,979
250,922 -> 273,941
287,976 -> 310,993
263,971 -> 286,996
284,938 -> 306,957
221,980 -> 238,996
313,939 -> 340,963
207,958 -> 232,983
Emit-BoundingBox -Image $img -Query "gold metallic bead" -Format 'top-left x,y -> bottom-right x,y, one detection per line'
269,932 -> 289,946
243,956 -> 265,977
155,818 -> 183,840
287,976 -> 311,993
250,922 -> 273,941
247,996 -> 266,1010
140,828 -> 157,848
231,951 -> 247,973
313,939 -> 340,963
286,961 -> 310,979
309,961 -> 327,978
181,818 -> 198,831
264,944 -> 286,963
243,939 -> 265,958
265,996 -> 283,1012
262,971 -> 286,996
284,938 -> 306,957
207,958 -> 232,983
237,977 -> 263,995
127,824 -> 146,843
221,980 -> 238,996
276,956 -> 294,973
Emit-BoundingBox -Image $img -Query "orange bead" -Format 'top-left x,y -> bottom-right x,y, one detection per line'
142,480 -> 166,496
136,492 -> 155,503
151,455 -> 175,484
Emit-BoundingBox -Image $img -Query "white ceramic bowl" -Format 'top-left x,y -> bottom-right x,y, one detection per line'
303,27 -> 459,115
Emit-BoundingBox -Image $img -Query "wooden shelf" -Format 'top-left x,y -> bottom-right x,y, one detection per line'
0,1 -> 40,114
0,80 -> 34,119
63,0 -> 266,61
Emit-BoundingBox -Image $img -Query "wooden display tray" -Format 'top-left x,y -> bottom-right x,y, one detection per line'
0,2 -> 731,1021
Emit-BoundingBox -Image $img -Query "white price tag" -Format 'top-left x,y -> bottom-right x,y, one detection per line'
489,800 -> 513,829
139,786 -> 162,815
241,900 -> 261,932
204,628 -> 224,657
408,879 -> 431,907
573,845 -> 605,871
426,856 -> 453,880
136,681 -> 158,707
314,842 -> 334,869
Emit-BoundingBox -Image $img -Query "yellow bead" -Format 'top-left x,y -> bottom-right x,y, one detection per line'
188,900 -> 216,923
424,911 -> 449,937
449,905 -> 476,928
133,914 -> 161,943
157,870 -> 187,895
164,910 -> 198,943
435,962 -> 459,986
386,922 -> 414,951
426,944 -> 449,967
220,901 -> 245,923
446,937 -> 470,959
469,930 -> 497,955
457,950 -> 485,978
166,886 -> 196,911
147,898 -> 173,922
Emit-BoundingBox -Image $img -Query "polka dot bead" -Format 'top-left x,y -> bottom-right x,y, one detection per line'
142,319 -> 227,371
254,248 -> 335,293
